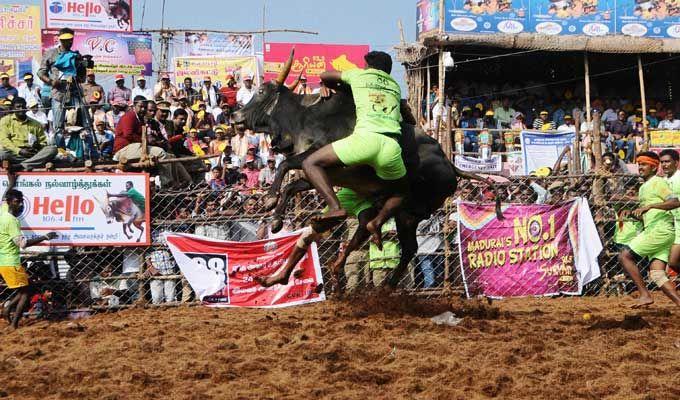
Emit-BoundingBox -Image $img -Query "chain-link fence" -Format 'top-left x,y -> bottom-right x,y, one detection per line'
1,169 -> 674,318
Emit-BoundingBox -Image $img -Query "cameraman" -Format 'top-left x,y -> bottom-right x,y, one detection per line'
37,27 -> 91,145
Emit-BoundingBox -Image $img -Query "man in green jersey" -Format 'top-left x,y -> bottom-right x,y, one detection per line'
659,149 -> 680,275
301,51 -> 407,248
619,152 -> 680,308
0,174 -> 57,329
109,181 -> 145,213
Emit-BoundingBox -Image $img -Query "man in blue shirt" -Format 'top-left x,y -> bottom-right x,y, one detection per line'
0,72 -> 18,99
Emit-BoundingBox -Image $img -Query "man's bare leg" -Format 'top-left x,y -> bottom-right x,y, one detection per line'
301,145 -> 347,224
668,244 -> 680,275
331,209 -> 375,280
649,262 -> 680,307
365,178 -> 408,250
619,249 -> 654,308
2,292 -> 18,323
257,229 -> 320,287
9,287 -> 30,329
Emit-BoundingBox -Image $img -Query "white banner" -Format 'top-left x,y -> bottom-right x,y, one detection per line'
0,173 -> 150,246
454,155 -> 502,173
183,32 -> 254,56
44,0 -> 133,32
520,130 -> 575,175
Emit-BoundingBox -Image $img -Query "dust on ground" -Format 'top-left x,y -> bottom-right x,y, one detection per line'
1,292 -> 679,400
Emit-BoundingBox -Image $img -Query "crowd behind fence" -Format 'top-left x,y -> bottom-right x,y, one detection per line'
0,171 -> 673,318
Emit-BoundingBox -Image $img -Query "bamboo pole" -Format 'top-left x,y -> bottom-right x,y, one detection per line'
638,55 -> 649,151
437,48 -> 446,145
574,112 -> 582,173
426,60 -> 431,127
584,52 -> 592,124
592,111 -> 603,169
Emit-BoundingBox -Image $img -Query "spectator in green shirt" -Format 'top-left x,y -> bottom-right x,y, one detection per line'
109,181 -> 146,213
0,97 -> 57,171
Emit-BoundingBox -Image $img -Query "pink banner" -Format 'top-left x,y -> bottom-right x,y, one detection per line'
165,232 -> 325,308
457,200 -> 581,298
264,42 -> 369,88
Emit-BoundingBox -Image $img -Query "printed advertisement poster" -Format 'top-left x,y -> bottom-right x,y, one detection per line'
264,42 -> 369,88
42,29 -> 152,75
455,154 -> 502,173
457,198 -> 602,298
520,130 -> 575,175
165,232 -> 326,308
445,0 -> 528,34
617,0 -> 680,38
0,4 -> 41,59
417,0 -> 441,38
173,56 -> 259,88
529,0 -> 615,36
183,32 -> 254,56
44,0 -> 132,32
649,130 -> 680,147
0,173 -> 150,246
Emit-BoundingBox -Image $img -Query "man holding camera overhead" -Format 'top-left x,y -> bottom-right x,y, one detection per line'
37,27 -> 92,143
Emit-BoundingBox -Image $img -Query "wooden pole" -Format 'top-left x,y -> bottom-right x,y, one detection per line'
584,52 -> 592,124
574,112 -> 582,173
438,49 -> 446,145
638,55 -> 649,151
592,111 -> 603,169
426,60 -> 431,127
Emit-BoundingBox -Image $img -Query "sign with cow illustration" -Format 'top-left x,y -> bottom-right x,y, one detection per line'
0,172 -> 150,246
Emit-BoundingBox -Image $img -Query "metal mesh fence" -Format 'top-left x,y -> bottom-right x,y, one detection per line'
1,170 -> 675,318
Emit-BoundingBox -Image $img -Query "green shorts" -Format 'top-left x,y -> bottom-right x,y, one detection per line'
332,130 -> 406,181
325,188 -> 373,218
628,227 -> 674,263
675,222 -> 680,245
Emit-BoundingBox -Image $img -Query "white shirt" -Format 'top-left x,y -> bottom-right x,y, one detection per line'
27,110 -> 48,127
131,86 -> 153,100
18,82 -> 41,105
237,86 -> 256,106
658,119 -> 680,130
557,123 -> 576,133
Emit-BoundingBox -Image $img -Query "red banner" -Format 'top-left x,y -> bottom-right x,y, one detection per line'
263,42 -> 369,88
165,232 -> 325,308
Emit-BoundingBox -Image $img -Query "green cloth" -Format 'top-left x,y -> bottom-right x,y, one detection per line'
667,170 -> 680,222
336,188 -> 372,217
341,68 -> 402,135
0,114 -> 47,155
613,219 -> 642,246
638,175 -> 675,231
369,218 -> 399,270
332,130 -> 406,180
0,203 -> 21,266
126,188 -> 145,213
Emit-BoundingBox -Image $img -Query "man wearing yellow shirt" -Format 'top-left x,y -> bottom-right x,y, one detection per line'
301,51 -> 407,247
0,175 -> 56,329
619,152 -> 680,309
0,97 -> 57,171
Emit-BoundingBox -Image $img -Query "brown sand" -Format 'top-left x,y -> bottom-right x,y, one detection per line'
1,293 -> 679,400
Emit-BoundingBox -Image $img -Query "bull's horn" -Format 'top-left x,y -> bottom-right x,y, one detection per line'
285,69 -> 304,91
275,48 -> 295,86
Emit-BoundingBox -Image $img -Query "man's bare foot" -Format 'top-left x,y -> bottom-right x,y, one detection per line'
311,209 -> 347,232
366,220 -> 383,251
629,295 -> 654,309
256,270 -> 292,287
293,268 -> 305,279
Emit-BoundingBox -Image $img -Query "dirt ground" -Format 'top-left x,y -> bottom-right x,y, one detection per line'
1,292 -> 679,400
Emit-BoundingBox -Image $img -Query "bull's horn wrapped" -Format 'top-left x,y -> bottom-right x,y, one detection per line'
285,69 -> 305,91
276,48 -> 295,86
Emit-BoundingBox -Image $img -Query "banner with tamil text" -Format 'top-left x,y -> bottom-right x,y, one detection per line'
165,232 -> 326,308
182,32 -> 254,57
42,29 -> 152,75
0,173 -> 150,246
264,42 -> 369,89
649,130 -> 680,147
0,4 -> 41,60
457,198 -> 602,298
44,0 -> 132,32
173,56 -> 259,89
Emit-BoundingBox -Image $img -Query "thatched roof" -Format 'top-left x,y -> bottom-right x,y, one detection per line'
418,32 -> 680,54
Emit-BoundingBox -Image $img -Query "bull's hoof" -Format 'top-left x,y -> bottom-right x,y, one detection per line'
270,218 -> 283,233
262,194 -> 279,212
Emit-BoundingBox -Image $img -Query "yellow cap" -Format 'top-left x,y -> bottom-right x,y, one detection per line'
58,33 -> 74,40
485,110 -> 494,116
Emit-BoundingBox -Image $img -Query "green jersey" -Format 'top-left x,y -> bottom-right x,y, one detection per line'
0,203 -> 22,266
126,188 -> 145,213
613,219 -> 642,245
639,175 -> 675,231
666,170 -> 680,222
341,68 -> 402,135
369,219 -> 399,270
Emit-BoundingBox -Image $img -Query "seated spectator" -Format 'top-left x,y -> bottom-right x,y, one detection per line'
185,128 -> 207,156
0,72 -> 17,99
108,74 -> 132,105
167,108 -> 194,158
259,157 -> 277,188
233,173 -> 251,194
131,76 -> 153,100
658,110 -> 680,130
219,143 -> 241,169
533,111 -> 556,131
557,115 -> 576,132
209,125 -> 229,155
154,73 -> 178,102
223,163 -> 241,185
511,112 -> 526,130
244,144 -> 262,168
114,96 -> 187,188
94,120 -> 114,160
647,108 -> 659,128
219,74 -> 238,109
26,98 -> 48,129
242,156 -> 260,188
231,125 -> 249,159
57,126 -> 98,161
215,101 -> 232,125
192,101 -> 215,137
208,166 -> 226,190
0,97 -> 57,170
607,111 -> 634,162
106,101 -> 127,130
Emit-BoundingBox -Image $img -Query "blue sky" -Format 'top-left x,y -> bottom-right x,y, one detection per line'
17,0 -> 417,88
